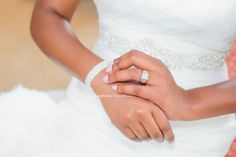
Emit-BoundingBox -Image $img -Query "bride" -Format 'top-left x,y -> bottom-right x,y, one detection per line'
1,0 -> 236,156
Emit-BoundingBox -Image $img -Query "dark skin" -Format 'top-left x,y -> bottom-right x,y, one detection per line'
106,51 -> 236,120
31,0 -> 175,142
31,0 -> 236,144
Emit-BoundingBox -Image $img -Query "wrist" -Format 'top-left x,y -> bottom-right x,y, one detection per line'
175,87 -> 194,120
91,69 -> 107,92
170,86 -> 197,121
85,60 -> 109,87
184,88 -> 204,120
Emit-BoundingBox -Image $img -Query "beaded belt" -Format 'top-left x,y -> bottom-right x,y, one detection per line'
99,31 -> 228,70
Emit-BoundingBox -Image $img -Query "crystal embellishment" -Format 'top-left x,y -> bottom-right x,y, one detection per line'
100,31 -> 228,70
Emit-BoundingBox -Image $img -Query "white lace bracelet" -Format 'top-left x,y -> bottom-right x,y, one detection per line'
85,60 -> 110,88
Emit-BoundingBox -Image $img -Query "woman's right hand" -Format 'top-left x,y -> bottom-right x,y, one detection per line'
91,69 -> 175,142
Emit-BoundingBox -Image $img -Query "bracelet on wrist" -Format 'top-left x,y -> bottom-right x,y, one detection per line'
85,60 -> 110,88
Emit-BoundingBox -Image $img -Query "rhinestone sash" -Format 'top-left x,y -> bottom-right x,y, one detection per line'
99,30 -> 228,70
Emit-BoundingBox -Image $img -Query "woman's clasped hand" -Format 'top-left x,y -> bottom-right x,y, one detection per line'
103,50 -> 193,121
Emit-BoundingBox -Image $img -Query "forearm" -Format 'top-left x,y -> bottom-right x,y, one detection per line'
30,2 -> 102,82
188,78 -> 236,119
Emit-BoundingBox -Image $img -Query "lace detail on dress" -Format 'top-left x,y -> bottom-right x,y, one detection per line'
100,30 -> 228,70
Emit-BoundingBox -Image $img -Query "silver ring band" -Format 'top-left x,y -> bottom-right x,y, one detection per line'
140,70 -> 149,84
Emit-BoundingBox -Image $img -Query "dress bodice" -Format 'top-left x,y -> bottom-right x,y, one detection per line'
93,0 -> 236,55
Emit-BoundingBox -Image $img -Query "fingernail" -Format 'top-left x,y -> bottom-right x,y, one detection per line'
111,85 -> 117,91
135,139 -> 142,142
156,137 -> 163,143
167,138 -> 175,144
103,75 -> 109,83
106,64 -> 113,73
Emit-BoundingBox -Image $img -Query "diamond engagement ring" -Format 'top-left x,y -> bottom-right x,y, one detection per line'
140,70 -> 149,84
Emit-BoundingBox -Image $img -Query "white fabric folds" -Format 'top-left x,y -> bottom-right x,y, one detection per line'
1,0 -> 236,156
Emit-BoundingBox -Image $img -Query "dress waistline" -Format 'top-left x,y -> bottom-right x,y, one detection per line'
99,30 -> 229,70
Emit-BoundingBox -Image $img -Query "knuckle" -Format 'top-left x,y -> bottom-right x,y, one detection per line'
154,58 -> 163,66
135,109 -> 147,117
129,49 -> 138,54
124,114 -> 133,123
129,51 -> 138,61
130,50 -> 142,55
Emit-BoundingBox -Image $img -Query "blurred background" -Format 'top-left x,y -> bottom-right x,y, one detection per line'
0,0 -> 98,91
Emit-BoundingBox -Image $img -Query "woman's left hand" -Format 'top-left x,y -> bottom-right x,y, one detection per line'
104,50 -> 192,121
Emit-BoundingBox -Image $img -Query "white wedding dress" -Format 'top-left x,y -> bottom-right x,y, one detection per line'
1,0 -> 236,156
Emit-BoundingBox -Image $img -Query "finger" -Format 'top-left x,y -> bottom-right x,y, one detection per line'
129,123 -> 150,141
111,83 -> 154,100
140,112 -> 164,142
121,127 -> 140,141
105,60 -> 120,74
108,68 -> 159,85
108,67 -> 142,83
152,108 -> 175,142
116,50 -> 162,72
